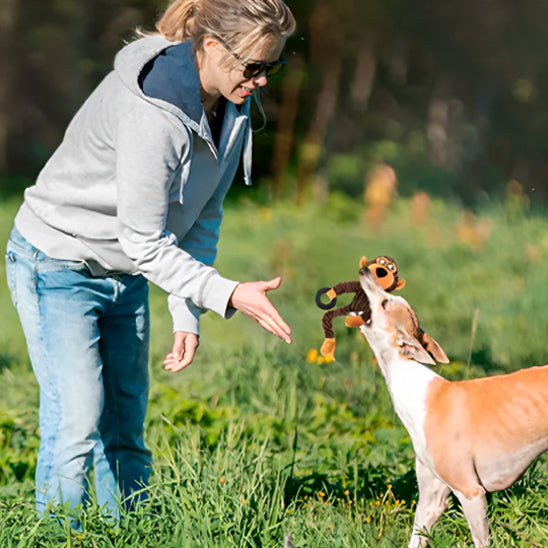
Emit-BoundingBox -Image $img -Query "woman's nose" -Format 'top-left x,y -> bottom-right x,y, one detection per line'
254,74 -> 269,87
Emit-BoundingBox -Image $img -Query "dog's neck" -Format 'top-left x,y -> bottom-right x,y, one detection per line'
376,349 -> 441,406
371,344 -> 443,457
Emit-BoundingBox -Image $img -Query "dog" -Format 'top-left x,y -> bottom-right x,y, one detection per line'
358,267 -> 548,547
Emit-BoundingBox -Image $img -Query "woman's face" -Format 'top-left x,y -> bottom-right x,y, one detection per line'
199,35 -> 286,105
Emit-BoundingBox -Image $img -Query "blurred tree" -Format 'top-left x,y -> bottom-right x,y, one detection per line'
0,0 -> 16,173
1,0 -> 547,205
1,0 -> 162,177
270,53 -> 304,200
369,0 -> 548,202
294,0 -> 342,204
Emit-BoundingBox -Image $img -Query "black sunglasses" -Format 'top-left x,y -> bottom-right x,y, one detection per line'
217,38 -> 286,79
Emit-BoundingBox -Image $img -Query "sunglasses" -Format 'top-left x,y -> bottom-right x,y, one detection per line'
217,38 -> 287,79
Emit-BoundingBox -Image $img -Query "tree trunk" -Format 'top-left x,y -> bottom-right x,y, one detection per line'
0,0 -> 17,173
294,57 -> 342,205
270,54 -> 304,200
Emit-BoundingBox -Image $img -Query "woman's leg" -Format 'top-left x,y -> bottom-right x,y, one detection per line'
95,273 -> 152,511
5,228 -> 149,519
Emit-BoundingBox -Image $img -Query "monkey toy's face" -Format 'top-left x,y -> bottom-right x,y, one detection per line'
360,255 -> 406,292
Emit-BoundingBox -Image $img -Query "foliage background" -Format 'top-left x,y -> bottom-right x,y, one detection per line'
1,0 -> 547,204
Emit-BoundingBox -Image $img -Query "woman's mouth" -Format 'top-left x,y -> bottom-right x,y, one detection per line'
240,85 -> 253,98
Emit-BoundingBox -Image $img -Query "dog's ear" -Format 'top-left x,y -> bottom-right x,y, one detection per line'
396,330 -> 436,365
422,333 -> 449,364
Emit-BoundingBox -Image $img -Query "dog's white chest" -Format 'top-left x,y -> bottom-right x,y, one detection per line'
384,359 -> 440,459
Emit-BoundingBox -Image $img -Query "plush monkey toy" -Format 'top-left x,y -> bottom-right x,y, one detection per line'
315,255 -> 405,359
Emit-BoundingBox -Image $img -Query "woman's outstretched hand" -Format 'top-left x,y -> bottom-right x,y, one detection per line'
163,331 -> 200,372
229,277 -> 292,344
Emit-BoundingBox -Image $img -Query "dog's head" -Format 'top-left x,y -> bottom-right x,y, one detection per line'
358,268 -> 449,365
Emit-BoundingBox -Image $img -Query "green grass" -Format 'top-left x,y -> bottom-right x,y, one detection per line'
1,191 -> 548,546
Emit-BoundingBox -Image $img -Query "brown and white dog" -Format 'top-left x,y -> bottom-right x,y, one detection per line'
358,267 -> 548,547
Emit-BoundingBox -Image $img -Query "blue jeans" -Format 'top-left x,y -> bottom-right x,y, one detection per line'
5,227 -> 152,519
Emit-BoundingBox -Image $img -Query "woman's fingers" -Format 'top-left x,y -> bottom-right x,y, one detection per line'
229,277 -> 292,344
163,331 -> 200,372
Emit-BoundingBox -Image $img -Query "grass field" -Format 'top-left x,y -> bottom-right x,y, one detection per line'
1,190 -> 548,547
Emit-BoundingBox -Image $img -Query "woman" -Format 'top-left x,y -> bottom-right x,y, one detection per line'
5,0 -> 295,521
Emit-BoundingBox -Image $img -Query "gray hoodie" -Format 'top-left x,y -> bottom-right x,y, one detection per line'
15,35 -> 254,335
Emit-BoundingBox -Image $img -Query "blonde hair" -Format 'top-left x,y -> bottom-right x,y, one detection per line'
156,0 -> 296,63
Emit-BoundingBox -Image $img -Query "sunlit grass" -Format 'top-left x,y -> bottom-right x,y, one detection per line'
1,192 -> 548,546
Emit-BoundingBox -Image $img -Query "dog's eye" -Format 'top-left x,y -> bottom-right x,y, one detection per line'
381,298 -> 389,309
388,263 -> 395,271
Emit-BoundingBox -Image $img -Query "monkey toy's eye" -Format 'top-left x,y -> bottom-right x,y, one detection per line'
388,263 -> 395,271
378,258 -> 387,265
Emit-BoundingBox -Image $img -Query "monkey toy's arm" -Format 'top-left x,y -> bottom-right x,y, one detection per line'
315,281 -> 362,310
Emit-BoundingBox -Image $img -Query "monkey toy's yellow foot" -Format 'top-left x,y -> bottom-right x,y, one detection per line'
320,338 -> 336,358
345,314 -> 365,328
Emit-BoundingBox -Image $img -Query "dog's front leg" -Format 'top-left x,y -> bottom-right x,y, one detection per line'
454,488 -> 489,547
409,459 -> 450,547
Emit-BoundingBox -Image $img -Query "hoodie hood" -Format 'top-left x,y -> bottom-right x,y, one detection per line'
138,40 -> 203,125
114,35 -> 202,133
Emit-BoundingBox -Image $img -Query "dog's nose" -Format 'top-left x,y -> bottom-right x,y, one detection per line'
376,267 -> 387,278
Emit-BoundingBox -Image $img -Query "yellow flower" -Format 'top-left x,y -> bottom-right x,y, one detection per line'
306,348 -> 318,363
365,516 -> 371,523
219,477 -> 226,484
344,489 -> 350,496
241,498 -> 248,504
318,491 -> 326,498
375,500 -> 380,506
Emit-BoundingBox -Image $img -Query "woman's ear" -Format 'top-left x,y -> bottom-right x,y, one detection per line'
202,36 -> 221,52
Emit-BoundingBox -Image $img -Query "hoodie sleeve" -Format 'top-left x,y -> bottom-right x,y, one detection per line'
167,295 -> 202,334
115,103 -> 238,318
